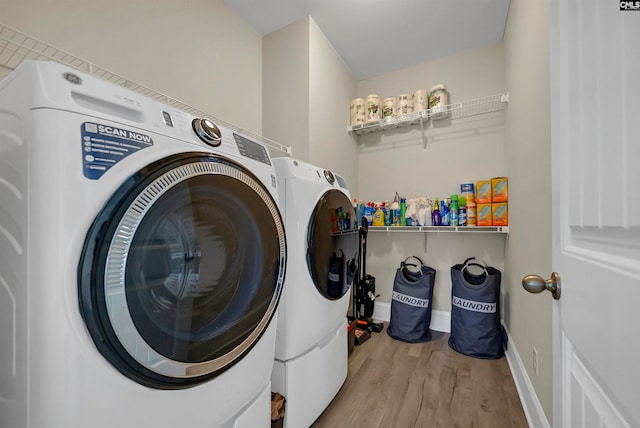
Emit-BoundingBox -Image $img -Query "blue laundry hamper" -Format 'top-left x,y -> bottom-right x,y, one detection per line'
387,256 -> 436,343
449,257 -> 505,359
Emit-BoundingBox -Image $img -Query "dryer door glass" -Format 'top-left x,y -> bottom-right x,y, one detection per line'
306,189 -> 358,300
79,154 -> 286,389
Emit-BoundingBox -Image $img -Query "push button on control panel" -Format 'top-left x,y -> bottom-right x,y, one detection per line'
162,111 -> 174,127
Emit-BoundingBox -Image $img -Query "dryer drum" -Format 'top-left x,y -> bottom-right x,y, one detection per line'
78,152 -> 286,389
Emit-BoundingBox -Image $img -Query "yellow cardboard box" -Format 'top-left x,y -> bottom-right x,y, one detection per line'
492,202 -> 508,226
492,177 -> 508,202
477,203 -> 493,226
476,180 -> 492,204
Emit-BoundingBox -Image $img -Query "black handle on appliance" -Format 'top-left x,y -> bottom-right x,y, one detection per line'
360,216 -> 368,277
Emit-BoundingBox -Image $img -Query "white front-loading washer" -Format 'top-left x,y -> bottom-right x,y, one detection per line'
0,61 -> 286,428
271,158 -> 358,428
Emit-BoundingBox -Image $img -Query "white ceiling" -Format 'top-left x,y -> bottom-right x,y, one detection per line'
223,0 -> 511,80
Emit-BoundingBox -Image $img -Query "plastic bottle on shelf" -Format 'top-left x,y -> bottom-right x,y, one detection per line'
450,195 -> 459,226
330,209 -> 339,233
337,207 -> 344,231
382,201 -> 391,226
467,200 -> 477,226
400,198 -> 407,226
390,199 -> 401,226
433,198 -> 441,226
441,198 -> 450,226
354,198 -> 364,226
458,197 -> 467,226
372,204 -> 385,226
424,202 -> 433,226
363,202 -> 375,226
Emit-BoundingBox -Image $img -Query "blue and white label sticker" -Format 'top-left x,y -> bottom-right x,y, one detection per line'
392,291 -> 429,308
452,296 -> 496,313
81,122 -> 153,180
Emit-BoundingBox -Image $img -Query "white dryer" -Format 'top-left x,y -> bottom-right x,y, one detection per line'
271,158 -> 358,428
0,61 -> 286,428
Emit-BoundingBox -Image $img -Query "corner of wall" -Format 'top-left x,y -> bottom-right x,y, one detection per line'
262,17 -> 311,161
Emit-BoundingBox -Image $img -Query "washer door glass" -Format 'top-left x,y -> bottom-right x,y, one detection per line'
307,189 -> 358,300
78,153 -> 286,389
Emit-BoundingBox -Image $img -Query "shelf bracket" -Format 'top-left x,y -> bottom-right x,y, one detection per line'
424,233 -> 428,253
420,117 -> 427,151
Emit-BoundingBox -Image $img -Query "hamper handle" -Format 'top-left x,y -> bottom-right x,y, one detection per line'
462,257 -> 488,276
401,255 -> 424,280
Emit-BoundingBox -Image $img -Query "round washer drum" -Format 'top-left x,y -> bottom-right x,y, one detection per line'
78,152 -> 286,389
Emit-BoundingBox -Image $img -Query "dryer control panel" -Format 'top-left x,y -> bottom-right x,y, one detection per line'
233,133 -> 271,166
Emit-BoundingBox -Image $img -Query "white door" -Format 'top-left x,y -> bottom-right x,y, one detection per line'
549,1 -> 640,426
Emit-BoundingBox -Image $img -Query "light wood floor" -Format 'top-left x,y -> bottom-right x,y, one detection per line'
312,326 -> 528,428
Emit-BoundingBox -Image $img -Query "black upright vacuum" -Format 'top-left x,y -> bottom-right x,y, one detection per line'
353,217 -> 382,338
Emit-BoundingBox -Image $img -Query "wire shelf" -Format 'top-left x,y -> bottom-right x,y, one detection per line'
348,92 -> 509,135
0,23 -> 291,155
369,225 -> 509,234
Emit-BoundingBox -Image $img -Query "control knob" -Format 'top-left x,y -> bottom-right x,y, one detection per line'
323,170 -> 335,184
192,118 -> 222,146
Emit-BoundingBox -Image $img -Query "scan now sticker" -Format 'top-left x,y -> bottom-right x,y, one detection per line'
620,1 -> 640,10
81,122 -> 154,180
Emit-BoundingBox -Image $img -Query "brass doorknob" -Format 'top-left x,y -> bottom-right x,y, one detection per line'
522,272 -> 561,300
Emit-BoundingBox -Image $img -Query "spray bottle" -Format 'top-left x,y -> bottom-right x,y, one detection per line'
450,194 -> 459,226
433,198 -> 441,226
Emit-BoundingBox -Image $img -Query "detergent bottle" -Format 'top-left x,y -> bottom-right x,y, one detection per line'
382,201 -> 391,226
363,202 -> 376,226
372,204 -> 385,226
433,198 -> 441,226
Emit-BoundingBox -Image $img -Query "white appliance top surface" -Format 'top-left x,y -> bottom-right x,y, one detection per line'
273,157 -> 334,182
11,60 -> 275,168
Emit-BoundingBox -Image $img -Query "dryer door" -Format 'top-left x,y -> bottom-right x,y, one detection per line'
78,153 -> 286,389
306,189 -> 359,300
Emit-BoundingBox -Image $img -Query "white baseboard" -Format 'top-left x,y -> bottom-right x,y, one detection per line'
429,310 -> 451,333
374,303 -> 549,427
503,324 -> 550,428
372,302 -> 451,333
372,301 -> 391,322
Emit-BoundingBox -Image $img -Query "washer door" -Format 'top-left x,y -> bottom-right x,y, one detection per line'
78,153 -> 286,389
306,189 -> 358,300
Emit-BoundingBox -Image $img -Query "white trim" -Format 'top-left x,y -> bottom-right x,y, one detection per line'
429,310 -> 451,333
372,302 -> 451,333
372,301 -> 391,322
503,323 -> 550,428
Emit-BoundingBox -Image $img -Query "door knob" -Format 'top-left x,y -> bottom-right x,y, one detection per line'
522,272 -> 561,300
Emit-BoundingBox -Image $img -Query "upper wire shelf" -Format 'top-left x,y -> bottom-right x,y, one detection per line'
348,92 -> 509,135
0,23 -> 291,155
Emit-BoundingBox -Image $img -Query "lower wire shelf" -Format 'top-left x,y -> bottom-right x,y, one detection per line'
368,225 -> 509,234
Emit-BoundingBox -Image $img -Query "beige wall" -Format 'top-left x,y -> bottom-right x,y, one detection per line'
308,18 -> 358,192
262,18 -> 310,160
355,44 -> 507,312
263,17 -> 358,189
504,0 -> 553,423
2,0 -> 263,134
